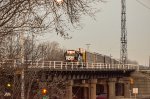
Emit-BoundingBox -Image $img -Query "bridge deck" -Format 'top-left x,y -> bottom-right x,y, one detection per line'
0,59 -> 137,79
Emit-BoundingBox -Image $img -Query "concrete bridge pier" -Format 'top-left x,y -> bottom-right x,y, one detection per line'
64,80 -> 73,99
124,78 -> 130,98
83,87 -> 89,99
89,79 -> 97,99
108,78 -> 116,99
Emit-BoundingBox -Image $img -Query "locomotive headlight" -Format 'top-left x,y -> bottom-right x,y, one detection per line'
66,56 -> 74,60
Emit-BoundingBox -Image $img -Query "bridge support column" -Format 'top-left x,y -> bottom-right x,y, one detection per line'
89,79 -> 97,99
83,87 -> 88,99
64,80 -> 73,99
108,78 -> 116,99
124,78 -> 130,98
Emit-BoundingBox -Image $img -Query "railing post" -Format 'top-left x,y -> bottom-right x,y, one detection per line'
96,63 -> 97,69
82,62 -> 84,69
102,63 -> 103,69
118,64 -> 119,69
14,60 -> 16,68
31,61 -> 32,68
103,63 -> 104,69
61,61 -> 63,69
92,63 -> 94,69
71,62 -> 73,69
42,61 -> 44,68
50,61 -> 52,68
54,61 -> 56,69
48,61 -> 50,68
128,65 -> 129,69
65,62 -> 67,69
86,62 -> 88,69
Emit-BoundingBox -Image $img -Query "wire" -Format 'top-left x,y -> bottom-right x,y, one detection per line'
136,0 -> 150,10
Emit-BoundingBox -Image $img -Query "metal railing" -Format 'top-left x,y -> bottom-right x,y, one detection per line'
0,59 -> 138,70
139,66 -> 150,71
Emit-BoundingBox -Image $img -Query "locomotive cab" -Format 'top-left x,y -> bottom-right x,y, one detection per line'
64,50 -> 82,62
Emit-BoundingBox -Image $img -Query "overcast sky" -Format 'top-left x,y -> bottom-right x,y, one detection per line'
40,0 -> 150,65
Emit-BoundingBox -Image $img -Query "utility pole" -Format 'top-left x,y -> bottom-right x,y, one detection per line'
20,32 -> 25,99
120,0 -> 128,65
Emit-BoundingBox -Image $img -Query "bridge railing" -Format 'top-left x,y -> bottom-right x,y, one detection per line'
0,59 -> 138,70
26,61 -> 138,70
91,63 -> 137,70
139,66 -> 150,70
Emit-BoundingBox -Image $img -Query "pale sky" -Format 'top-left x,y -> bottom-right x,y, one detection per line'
40,0 -> 150,65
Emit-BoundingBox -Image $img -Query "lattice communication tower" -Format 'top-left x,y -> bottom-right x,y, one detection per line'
120,0 -> 127,64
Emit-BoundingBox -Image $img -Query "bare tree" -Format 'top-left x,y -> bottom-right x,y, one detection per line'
24,72 -> 68,99
0,0 -> 104,39
0,32 -> 66,61
0,33 -> 20,60
0,0 -> 106,99
40,41 -> 65,61
0,34 -> 68,98
0,34 -> 37,61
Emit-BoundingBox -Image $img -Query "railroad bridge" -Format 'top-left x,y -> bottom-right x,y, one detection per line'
0,59 -> 138,99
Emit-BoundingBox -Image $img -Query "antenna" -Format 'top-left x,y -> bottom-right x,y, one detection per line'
86,44 -> 91,51
120,0 -> 128,65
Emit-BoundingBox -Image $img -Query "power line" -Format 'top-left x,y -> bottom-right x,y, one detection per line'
136,0 -> 150,10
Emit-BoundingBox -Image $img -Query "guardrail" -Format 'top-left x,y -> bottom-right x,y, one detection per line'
139,66 -> 150,70
0,59 -> 138,70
